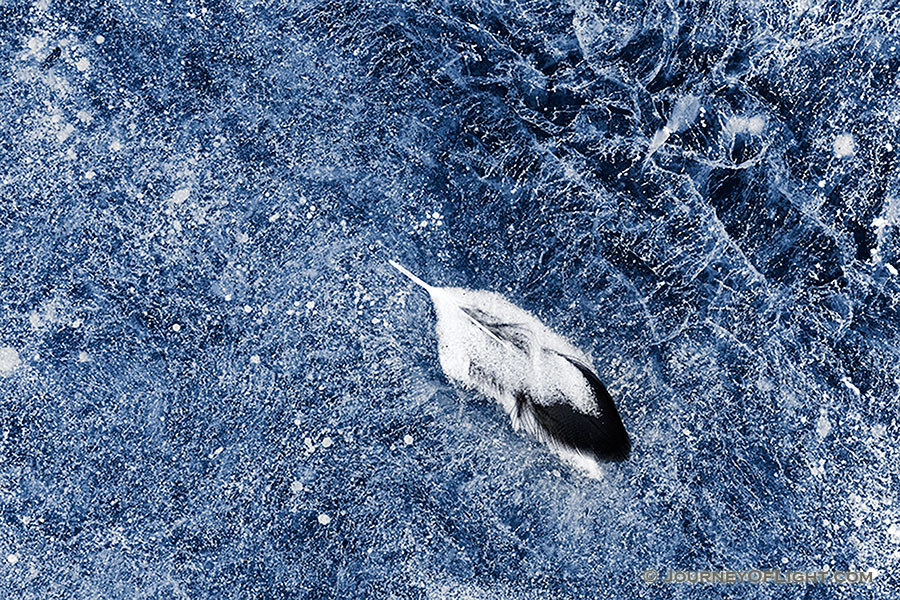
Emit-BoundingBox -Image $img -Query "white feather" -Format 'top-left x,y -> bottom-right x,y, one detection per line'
389,261 -> 630,477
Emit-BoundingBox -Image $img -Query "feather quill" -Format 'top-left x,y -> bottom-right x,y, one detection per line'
389,261 -> 630,477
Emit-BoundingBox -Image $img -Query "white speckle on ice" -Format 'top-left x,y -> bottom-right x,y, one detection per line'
817,180 -> 826,188
250,355 -> 260,364
171,219 -> 182,233
209,446 -> 224,459
110,140 -> 122,151
305,301 -> 315,310
841,376 -> 861,396
78,351 -> 90,362
321,436 -> 333,448
84,170 -> 96,180
816,410 -> 831,439
76,110 -> 92,124
95,35 -> 105,44
888,524 -> 900,542
243,305 -> 252,314
171,188 -> 190,203
317,513 -> 331,525
871,423 -> 885,438
0,347 -> 21,375
833,133 -> 855,158
6,553 -> 18,565
57,124 -> 75,143
291,481 -> 303,493
809,459 -> 826,477
235,231 -> 250,244
403,434 -> 414,445
886,263 -> 898,275
171,323 -> 181,332
75,57 -> 90,72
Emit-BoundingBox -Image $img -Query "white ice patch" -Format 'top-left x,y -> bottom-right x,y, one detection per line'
725,115 -> 766,136
317,513 -> 331,525
75,57 -> 90,72
868,196 -> 900,264
815,410 -> 831,439
833,133 -> 856,158
171,188 -> 190,203
646,95 -> 700,161
28,300 -> 61,329
27,36 -> 45,52
56,123 -> 74,143
809,458 -> 826,477
888,524 -> 900,542
403,434 -> 414,445
0,347 -> 21,375
667,95 -> 701,133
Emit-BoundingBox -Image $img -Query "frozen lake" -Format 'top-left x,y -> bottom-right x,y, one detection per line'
1,1 -> 898,598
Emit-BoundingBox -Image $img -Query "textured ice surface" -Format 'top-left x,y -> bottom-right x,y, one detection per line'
1,1 -> 899,598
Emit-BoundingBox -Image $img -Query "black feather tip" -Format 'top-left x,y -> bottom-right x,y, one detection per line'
530,355 -> 631,462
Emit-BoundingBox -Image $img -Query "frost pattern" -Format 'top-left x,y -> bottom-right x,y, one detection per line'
1,0 -> 899,598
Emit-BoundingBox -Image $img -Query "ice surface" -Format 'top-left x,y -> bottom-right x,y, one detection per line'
1,0 -> 899,598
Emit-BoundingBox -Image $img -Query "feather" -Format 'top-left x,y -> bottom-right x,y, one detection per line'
389,260 -> 630,477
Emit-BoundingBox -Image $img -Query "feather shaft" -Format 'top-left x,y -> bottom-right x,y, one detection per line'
388,260 -> 433,292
